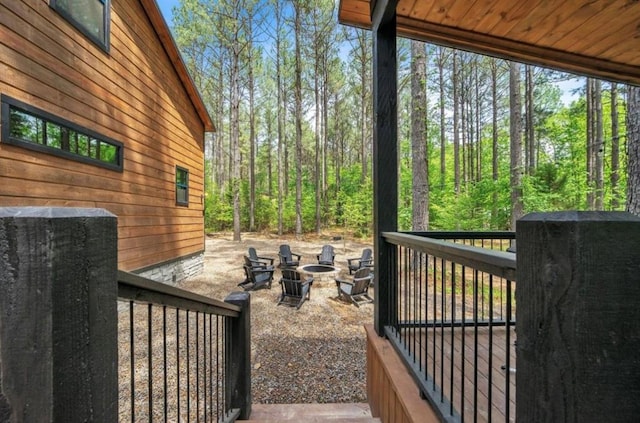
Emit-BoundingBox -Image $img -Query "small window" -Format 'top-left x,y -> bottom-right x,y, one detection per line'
1,95 -> 123,171
51,0 -> 110,51
176,167 -> 189,206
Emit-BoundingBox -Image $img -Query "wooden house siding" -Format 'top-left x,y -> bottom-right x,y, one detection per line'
0,0 -> 209,272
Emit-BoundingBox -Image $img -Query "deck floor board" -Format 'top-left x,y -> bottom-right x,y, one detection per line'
401,325 -> 516,423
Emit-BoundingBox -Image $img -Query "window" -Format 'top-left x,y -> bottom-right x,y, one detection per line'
1,95 -> 123,171
51,0 -> 110,51
176,167 -> 189,206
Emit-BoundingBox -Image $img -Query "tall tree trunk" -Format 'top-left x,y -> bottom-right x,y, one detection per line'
266,109 -> 273,198
586,78 -> 595,209
461,62 -> 468,187
215,65 -> 225,194
491,59 -> 499,223
453,51 -> 460,195
526,65 -> 535,174
611,82 -> 620,209
275,0 -> 284,235
594,79 -> 604,210
293,0 -> 303,236
475,60 -> 481,181
314,35 -> 321,234
322,55 -> 329,219
509,61 -> 523,230
359,30 -> 368,183
627,85 -> 640,216
438,47 -> 446,190
410,40 -> 429,231
231,32 -> 241,241
248,22 -> 256,232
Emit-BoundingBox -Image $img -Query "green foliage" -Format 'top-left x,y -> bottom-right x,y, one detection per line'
204,186 -> 233,232
522,163 -> 573,211
334,166 -> 373,237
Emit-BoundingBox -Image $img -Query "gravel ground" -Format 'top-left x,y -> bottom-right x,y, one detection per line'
180,233 -> 375,404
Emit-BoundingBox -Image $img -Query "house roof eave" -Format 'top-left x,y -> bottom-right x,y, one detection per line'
140,0 -> 215,133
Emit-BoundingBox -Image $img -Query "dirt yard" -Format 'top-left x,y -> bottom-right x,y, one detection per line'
180,232 -> 375,404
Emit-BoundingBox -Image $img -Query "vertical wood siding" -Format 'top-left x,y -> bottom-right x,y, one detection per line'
0,0 -> 206,271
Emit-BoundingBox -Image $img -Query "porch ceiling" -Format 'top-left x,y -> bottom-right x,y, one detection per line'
338,0 -> 640,85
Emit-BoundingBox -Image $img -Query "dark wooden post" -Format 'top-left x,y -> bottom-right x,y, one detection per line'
516,211 -> 640,422
224,291 -> 251,419
372,0 -> 398,336
0,207 -> 118,422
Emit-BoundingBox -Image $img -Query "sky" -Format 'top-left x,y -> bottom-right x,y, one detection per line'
156,0 -> 179,26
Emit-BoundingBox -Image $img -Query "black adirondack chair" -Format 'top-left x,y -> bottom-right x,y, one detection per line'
247,247 -> 275,268
238,256 -> 275,291
335,267 -> 374,307
347,248 -> 373,274
278,244 -> 302,269
277,269 -> 313,309
316,244 -> 335,265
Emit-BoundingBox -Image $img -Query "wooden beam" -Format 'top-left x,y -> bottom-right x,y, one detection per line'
372,0 -> 398,336
371,0 -> 396,30
396,15 -> 640,86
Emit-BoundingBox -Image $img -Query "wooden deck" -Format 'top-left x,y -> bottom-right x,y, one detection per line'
398,324 -> 516,423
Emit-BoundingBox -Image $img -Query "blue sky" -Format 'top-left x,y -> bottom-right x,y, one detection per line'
156,0 -> 179,25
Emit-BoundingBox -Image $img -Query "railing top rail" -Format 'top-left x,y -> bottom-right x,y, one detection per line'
382,232 -> 517,281
403,230 -> 515,240
117,270 -> 241,317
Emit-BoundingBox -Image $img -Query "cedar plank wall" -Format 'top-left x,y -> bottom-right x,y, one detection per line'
0,0 -> 205,271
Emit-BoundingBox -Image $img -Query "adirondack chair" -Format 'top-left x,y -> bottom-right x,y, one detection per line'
247,247 -> 275,268
316,244 -> 335,266
335,267 -> 374,307
239,258 -> 275,291
278,244 -> 302,269
347,248 -> 373,274
277,269 -> 313,309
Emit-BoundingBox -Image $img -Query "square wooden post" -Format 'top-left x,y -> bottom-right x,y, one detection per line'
372,0 -> 398,336
0,207 -> 118,422
224,291 -> 251,419
516,211 -> 640,422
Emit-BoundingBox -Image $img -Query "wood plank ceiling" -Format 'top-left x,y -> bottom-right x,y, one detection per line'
338,0 -> 640,85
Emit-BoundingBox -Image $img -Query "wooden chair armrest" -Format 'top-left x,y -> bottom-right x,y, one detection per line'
258,256 -> 275,265
252,268 -> 274,275
292,253 -> 302,260
335,278 -> 354,287
248,258 -> 267,267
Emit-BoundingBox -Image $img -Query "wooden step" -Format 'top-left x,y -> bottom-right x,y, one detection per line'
238,403 -> 381,422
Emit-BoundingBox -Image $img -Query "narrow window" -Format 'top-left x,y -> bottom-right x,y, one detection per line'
51,0 -> 110,51
176,167 -> 189,206
1,95 -> 123,171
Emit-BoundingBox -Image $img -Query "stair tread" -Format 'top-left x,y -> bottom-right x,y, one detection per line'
239,419 -> 380,423
240,403 -> 376,421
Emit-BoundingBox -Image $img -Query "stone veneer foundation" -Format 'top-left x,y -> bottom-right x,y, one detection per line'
135,251 -> 204,285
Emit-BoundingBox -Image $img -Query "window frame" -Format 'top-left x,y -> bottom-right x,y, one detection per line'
50,0 -> 111,52
176,166 -> 189,207
1,95 -> 124,172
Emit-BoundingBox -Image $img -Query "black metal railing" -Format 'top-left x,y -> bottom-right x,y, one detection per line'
381,232 -> 517,423
117,271 -> 245,423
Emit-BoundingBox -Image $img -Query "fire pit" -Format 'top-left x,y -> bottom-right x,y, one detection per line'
299,264 -> 340,281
